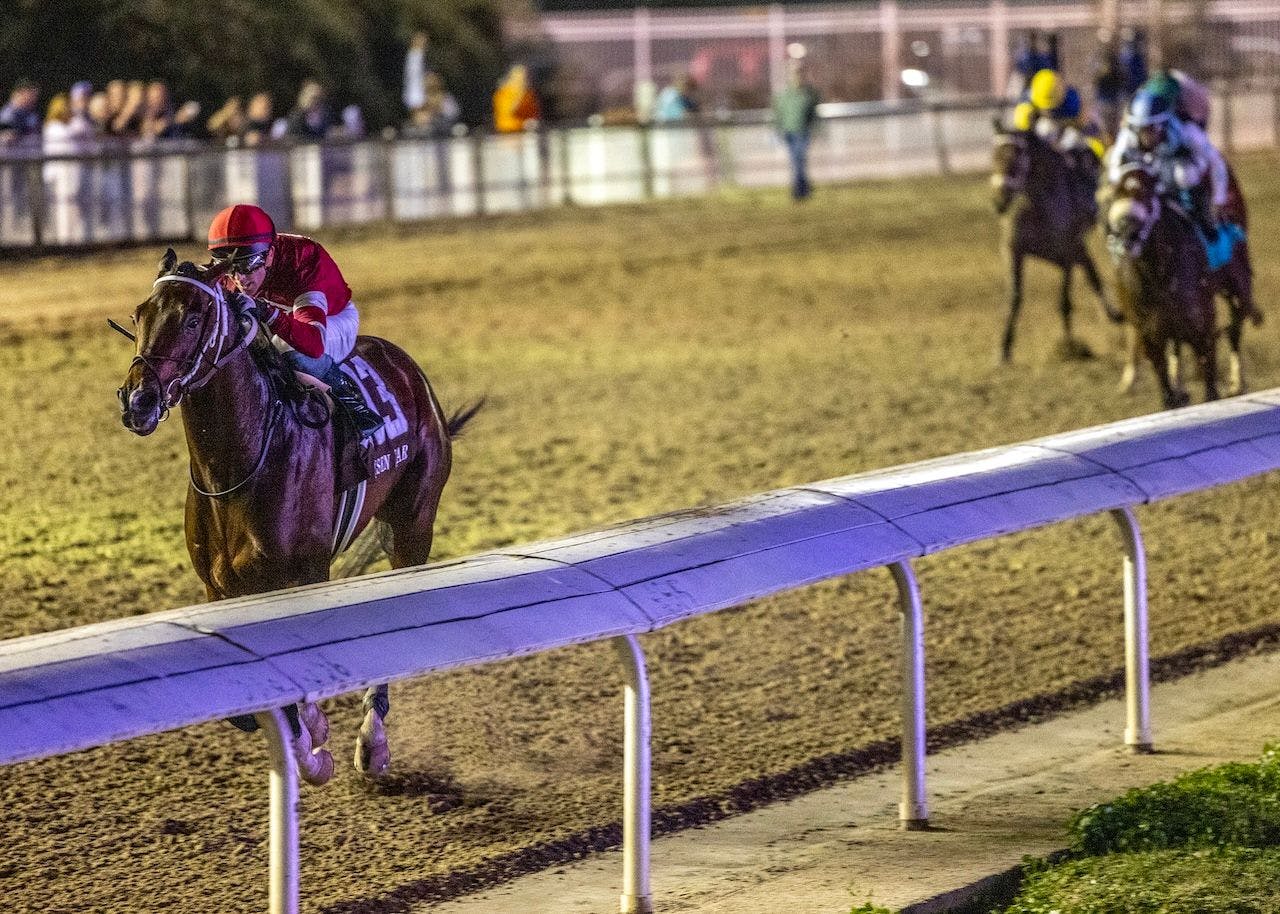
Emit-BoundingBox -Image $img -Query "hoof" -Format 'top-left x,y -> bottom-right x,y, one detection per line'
355,709 -> 391,780
298,701 -> 330,748
1054,338 -> 1094,361
291,717 -> 335,787
1165,391 -> 1192,410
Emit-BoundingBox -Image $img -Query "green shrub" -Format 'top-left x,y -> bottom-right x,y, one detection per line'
1070,746 -> 1280,855
1005,847 -> 1280,913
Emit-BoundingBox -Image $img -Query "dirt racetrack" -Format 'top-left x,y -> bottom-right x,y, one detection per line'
4,158 -> 1280,913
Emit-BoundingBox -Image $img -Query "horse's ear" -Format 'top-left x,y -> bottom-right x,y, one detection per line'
202,258 -> 232,283
157,248 -> 178,277
992,115 -> 1007,135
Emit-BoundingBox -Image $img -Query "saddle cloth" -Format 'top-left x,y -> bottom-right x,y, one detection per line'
1198,222 -> 1245,272
324,355 -> 412,556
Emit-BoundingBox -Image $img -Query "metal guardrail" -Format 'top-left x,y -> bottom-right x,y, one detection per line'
4,85 -> 1278,255
4,391 -> 1280,912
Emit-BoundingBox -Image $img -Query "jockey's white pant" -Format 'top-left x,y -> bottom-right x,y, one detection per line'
326,302 -> 359,362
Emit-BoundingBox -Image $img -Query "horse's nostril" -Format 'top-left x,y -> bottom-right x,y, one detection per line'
129,387 -> 158,414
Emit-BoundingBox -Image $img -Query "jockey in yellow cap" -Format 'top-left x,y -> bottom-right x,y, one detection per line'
1013,69 -> 1106,160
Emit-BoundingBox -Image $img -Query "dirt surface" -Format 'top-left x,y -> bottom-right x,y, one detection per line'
4,159 -> 1280,913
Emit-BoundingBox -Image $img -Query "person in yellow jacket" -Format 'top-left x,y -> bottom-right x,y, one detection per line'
493,63 -> 541,133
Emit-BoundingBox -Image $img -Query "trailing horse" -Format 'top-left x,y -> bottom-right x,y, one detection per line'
1105,163 -> 1229,409
117,250 -> 479,785
991,122 -> 1120,362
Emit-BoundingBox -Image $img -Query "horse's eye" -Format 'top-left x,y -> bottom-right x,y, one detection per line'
186,315 -> 201,330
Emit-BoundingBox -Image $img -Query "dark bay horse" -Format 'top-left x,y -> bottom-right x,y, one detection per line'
1105,163 -> 1223,408
1114,165 -> 1261,396
118,250 -> 477,785
991,123 -> 1121,362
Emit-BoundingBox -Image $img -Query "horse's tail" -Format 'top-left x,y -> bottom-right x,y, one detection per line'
446,398 -> 485,439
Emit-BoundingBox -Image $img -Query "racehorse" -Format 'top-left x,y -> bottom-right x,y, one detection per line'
1115,165 -> 1260,397
117,250 -> 478,785
1105,163 -> 1225,408
991,122 -> 1121,362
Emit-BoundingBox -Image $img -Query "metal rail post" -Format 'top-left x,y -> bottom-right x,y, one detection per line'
1110,508 -> 1153,752
890,560 -> 929,828
613,635 -> 653,914
255,708 -> 300,914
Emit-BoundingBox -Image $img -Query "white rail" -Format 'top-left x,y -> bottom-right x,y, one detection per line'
5,391 -> 1280,912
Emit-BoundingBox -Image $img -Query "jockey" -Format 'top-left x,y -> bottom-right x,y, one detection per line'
1013,70 -> 1106,163
206,204 -> 384,437
1105,81 -> 1228,243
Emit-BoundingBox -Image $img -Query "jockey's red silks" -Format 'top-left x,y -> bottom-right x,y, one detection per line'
258,234 -> 355,359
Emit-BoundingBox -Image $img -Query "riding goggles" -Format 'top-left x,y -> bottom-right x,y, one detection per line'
213,247 -> 270,276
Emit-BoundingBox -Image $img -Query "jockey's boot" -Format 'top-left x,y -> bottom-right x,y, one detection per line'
325,368 -> 384,438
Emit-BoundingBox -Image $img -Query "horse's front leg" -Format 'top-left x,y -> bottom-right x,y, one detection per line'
1145,334 -> 1188,409
1194,332 -> 1221,403
1119,323 -> 1140,393
1078,247 -> 1122,324
1000,248 -> 1025,364
1223,302 -> 1247,396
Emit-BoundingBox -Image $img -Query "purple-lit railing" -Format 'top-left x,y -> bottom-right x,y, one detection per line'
4,391 -> 1280,913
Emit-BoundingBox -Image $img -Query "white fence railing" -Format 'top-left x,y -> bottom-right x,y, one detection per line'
5,392 -> 1280,912
4,85 -> 1278,254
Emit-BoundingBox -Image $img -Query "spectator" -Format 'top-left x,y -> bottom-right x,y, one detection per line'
403,30 -> 432,118
207,96 -> 245,144
43,93 -> 91,242
0,80 -> 42,148
773,59 -> 821,201
1118,28 -> 1149,95
287,80 -> 334,141
340,104 -> 366,139
41,94 -> 75,155
139,80 -> 175,141
493,64 -> 540,133
653,74 -> 699,123
1009,32 -> 1057,99
242,92 -> 275,146
405,72 -> 460,138
103,80 -> 125,131
87,92 -> 112,138
111,80 -> 145,137
68,81 -> 95,140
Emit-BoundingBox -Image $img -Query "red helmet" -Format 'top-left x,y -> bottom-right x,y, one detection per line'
207,204 -> 276,263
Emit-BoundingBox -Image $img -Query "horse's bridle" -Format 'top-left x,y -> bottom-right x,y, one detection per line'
135,274 -> 256,412
1107,166 -> 1163,261
125,272 -> 281,499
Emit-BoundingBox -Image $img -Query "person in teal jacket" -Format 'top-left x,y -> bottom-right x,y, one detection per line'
773,59 -> 821,200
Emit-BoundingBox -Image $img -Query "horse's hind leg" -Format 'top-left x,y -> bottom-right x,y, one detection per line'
1055,264 -> 1093,360
355,445 -> 451,780
1000,250 -> 1025,363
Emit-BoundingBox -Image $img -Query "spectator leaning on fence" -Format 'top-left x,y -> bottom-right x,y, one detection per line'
773,59 -> 821,201
287,81 -> 334,141
0,80 -> 42,148
653,74 -> 700,124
